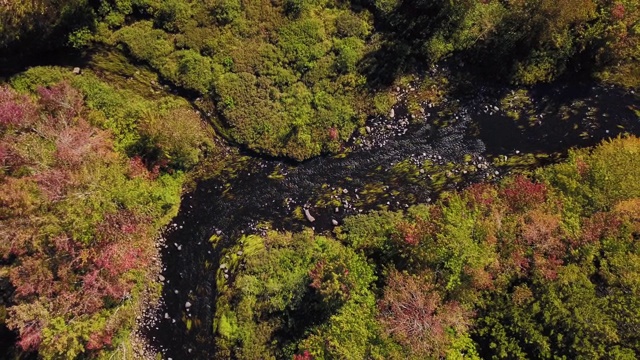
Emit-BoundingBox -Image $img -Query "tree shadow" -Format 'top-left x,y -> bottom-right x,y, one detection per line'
0,1 -> 96,77
357,0 -> 602,94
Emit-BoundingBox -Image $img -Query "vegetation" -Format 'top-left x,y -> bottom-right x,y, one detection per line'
1,0 -> 639,358
3,0 -> 637,159
212,136 -> 640,359
0,71 -> 212,358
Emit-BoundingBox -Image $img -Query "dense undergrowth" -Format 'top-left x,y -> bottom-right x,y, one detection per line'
0,70 -> 212,358
2,0 -> 639,159
213,136 -> 640,359
1,0 -> 639,359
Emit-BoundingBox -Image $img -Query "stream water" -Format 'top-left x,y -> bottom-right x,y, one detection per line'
142,82 -> 639,359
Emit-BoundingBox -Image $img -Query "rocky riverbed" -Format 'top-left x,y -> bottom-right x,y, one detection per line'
140,82 -> 639,359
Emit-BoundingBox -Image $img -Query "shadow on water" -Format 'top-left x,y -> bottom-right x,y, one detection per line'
143,80 -> 639,359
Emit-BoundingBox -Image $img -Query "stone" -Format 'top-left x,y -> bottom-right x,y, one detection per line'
332,219 -> 339,226
365,126 -> 371,133
185,302 -> 192,309
72,67 -> 81,75
389,108 -> 395,118
158,275 -> 165,282
304,208 -> 315,223
164,313 -> 170,319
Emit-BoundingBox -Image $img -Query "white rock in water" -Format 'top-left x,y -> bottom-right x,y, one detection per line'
389,108 -> 395,118
158,275 -> 165,282
164,313 -> 170,319
304,208 -> 316,223
332,219 -> 339,226
72,67 -> 81,75
185,302 -> 192,309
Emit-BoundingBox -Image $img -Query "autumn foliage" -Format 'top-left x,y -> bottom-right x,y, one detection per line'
0,83 -> 172,358
378,270 -> 471,357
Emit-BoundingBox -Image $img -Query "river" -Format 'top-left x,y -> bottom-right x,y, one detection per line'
142,82 -> 639,359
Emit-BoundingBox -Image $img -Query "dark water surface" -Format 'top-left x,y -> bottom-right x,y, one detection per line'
143,83 -> 639,359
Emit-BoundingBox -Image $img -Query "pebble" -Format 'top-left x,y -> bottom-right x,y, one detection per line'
158,275 -> 165,282
332,219 -> 339,226
185,302 -> 192,309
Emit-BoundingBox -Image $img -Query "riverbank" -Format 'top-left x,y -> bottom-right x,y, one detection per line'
140,77 -> 640,358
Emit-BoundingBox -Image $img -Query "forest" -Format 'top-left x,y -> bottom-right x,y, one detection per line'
0,0 -> 639,359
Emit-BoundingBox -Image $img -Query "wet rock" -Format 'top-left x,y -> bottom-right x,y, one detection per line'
332,219 -> 339,226
164,313 -> 170,319
304,208 -> 315,223
185,302 -> 192,309
158,275 -> 165,282
389,108 -> 395,118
